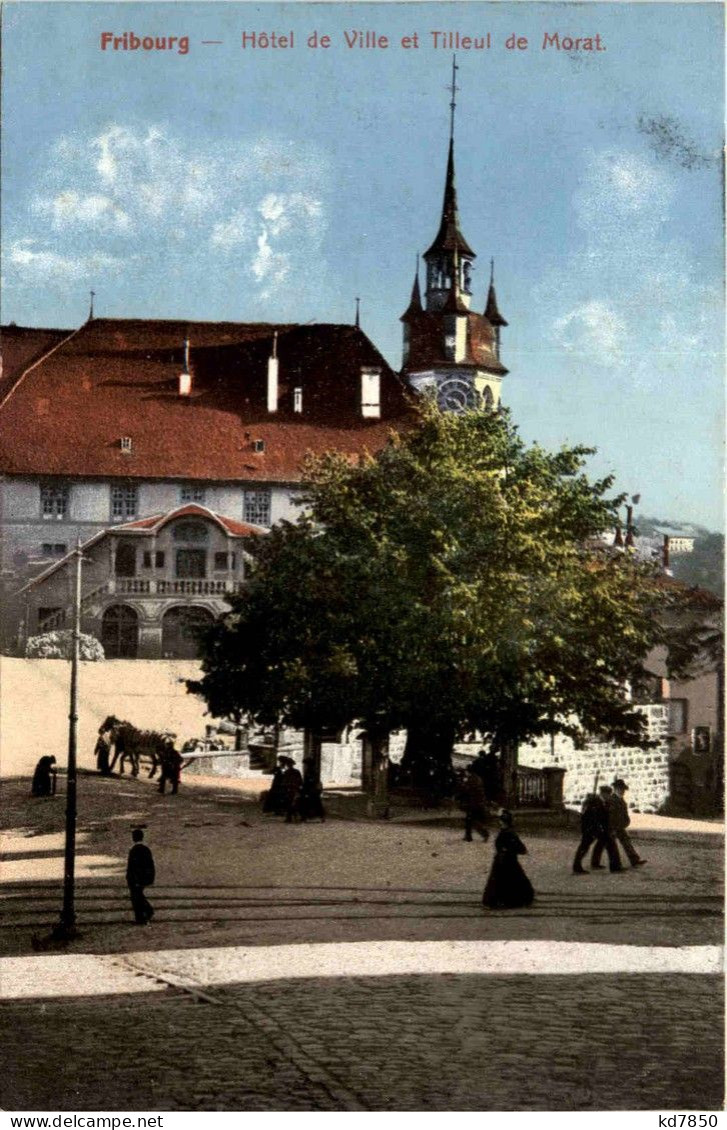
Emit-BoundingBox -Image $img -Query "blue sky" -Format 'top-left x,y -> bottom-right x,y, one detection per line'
2,2 -> 724,528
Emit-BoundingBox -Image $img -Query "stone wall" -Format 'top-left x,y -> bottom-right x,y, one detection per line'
521,704 -> 671,813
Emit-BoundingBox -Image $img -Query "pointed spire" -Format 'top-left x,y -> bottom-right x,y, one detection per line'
424,138 -> 475,259
484,258 -> 508,326
401,256 -> 423,320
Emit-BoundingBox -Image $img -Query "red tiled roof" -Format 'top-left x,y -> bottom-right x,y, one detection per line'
0,324 -> 74,403
0,318 -> 415,482
116,504 -> 266,537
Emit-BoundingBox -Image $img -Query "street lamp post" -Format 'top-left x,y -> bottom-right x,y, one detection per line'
53,539 -> 83,941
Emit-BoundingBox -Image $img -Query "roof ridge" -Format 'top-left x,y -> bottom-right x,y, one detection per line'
0,323 -> 87,411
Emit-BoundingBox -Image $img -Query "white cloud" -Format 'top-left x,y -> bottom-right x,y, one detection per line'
33,191 -> 131,232
211,209 -> 251,250
258,192 -> 323,237
536,147 -> 720,380
251,230 -> 290,295
11,123 -> 331,302
7,239 -> 123,281
553,300 -> 628,360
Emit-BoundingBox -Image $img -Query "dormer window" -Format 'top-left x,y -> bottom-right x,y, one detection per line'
361,367 -> 381,419
120,437 -> 133,454
293,387 -> 303,413
253,439 -> 266,454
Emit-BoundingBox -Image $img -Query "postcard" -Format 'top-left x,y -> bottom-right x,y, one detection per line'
0,0 -> 724,1119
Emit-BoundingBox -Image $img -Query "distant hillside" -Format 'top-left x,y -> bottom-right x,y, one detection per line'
636,517 -> 724,598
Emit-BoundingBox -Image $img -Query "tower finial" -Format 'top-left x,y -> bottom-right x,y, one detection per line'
89,290 -> 95,321
490,258 -> 494,286
448,55 -> 459,142
355,297 -> 360,329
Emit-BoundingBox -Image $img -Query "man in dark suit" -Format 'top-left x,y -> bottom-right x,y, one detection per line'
458,765 -> 491,842
574,785 -> 622,873
607,779 -> 647,868
126,828 -> 155,924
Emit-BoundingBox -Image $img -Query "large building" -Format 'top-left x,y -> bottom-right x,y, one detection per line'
0,319 -> 414,652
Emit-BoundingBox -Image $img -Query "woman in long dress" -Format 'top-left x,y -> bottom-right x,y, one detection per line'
482,810 -> 534,909
31,755 -> 56,797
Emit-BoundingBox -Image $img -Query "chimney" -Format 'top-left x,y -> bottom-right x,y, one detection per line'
179,338 -> 191,396
267,332 -> 279,413
663,534 -> 673,575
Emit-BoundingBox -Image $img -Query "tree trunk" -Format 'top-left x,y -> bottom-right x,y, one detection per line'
303,729 -> 322,779
500,738 -> 519,809
362,732 -> 390,819
401,719 -> 456,806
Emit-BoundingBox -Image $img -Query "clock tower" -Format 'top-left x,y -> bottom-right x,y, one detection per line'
401,61 -> 508,412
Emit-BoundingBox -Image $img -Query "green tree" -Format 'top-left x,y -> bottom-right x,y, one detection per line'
190,404 -> 667,801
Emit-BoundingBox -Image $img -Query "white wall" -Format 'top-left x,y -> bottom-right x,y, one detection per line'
71,483 -> 110,522
0,657 -> 209,776
4,479 -> 39,520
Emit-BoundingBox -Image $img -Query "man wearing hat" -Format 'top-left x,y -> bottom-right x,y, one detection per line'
601,779 -> 646,869
126,827 -> 155,925
573,785 -> 620,873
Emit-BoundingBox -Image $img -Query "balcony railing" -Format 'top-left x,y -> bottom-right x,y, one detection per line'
156,579 -> 242,596
82,578 -> 245,599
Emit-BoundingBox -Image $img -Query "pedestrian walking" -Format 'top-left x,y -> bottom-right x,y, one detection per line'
595,779 -> 647,869
126,828 -> 155,925
573,785 -> 621,873
94,725 -> 113,776
262,757 -> 287,814
282,757 -> 303,823
157,741 -> 184,794
30,755 -> 56,797
457,764 -> 490,842
469,749 -> 502,805
482,810 -> 534,909
299,758 -> 326,822
587,785 -> 624,871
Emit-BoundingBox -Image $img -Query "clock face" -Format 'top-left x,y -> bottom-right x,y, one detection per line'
436,376 -> 477,413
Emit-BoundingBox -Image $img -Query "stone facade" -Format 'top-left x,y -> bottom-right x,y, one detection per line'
522,704 -> 672,813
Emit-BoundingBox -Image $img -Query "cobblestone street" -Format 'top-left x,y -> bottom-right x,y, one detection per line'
1,773 -> 723,1111
1,965 -> 722,1111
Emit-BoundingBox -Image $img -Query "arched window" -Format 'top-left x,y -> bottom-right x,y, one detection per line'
101,605 -> 139,659
172,521 -> 208,542
162,605 -> 215,659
